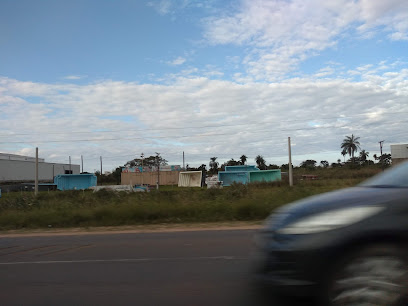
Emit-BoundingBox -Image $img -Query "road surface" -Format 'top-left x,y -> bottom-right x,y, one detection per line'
0,229 -> 312,305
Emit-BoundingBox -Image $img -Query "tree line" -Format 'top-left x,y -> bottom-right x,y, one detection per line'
97,134 -> 391,183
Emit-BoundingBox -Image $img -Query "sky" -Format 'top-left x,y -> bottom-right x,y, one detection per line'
0,0 -> 408,173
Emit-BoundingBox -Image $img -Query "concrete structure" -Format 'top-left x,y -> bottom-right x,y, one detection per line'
0,152 -> 80,182
218,165 -> 281,186
391,144 -> 408,165
178,171 -> 203,187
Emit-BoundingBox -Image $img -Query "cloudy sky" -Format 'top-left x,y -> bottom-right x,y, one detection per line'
1,0 -> 407,172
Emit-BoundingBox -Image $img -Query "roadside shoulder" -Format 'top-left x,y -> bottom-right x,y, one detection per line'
0,221 -> 263,237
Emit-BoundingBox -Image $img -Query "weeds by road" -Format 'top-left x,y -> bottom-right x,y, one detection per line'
0,175 -> 369,230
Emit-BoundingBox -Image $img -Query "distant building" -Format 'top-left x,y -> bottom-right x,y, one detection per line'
0,152 -> 80,182
391,144 -> 408,165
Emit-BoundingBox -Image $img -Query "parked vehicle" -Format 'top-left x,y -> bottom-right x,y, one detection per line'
253,161 -> 408,305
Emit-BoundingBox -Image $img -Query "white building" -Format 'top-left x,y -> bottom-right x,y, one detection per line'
390,144 -> 408,165
0,153 -> 80,182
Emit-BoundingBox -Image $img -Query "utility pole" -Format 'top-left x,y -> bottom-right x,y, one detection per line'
288,137 -> 293,187
379,140 -> 384,156
183,151 -> 185,170
141,153 -> 144,186
100,156 -> 102,175
379,140 -> 385,171
155,152 -> 160,190
35,147 -> 39,195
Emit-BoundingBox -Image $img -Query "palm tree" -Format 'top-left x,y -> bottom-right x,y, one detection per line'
341,134 -> 361,163
255,155 -> 267,170
240,155 -> 247,165
341,149 -> 347,162
359,150 -> 369,164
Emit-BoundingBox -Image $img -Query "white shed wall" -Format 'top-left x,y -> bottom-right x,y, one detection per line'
391,144 -> 408,158
178,171 -> 202,187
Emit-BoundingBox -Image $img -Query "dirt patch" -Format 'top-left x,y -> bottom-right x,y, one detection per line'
0,221 -> 264,237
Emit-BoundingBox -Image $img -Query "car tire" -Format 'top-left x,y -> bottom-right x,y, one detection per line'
327,244 -> 408,306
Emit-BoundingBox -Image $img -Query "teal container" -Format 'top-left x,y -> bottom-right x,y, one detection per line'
218,171 -> 249,186
54,174 -> 97,191
249,169 -> 281,183
225,165 -> 259,172
218,168 -> 281,186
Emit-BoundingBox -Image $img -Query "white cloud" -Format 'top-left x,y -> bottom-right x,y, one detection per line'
147,0 -> 213,16
147,0 -> 173,16
167,56 -> 187,66
202,0 -> 408,81
1,62 -> 407,171
63,75 -> 86,80
314,67 -> 335,78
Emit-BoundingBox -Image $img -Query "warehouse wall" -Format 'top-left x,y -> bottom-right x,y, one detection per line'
0,160 -> 80,182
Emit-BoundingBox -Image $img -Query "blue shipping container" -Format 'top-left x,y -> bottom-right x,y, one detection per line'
54,174 -> 97,191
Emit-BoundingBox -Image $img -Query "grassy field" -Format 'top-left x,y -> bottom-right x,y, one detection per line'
0,167 -> 382,230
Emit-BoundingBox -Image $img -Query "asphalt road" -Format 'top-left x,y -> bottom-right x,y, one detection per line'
0,229 -> 312,306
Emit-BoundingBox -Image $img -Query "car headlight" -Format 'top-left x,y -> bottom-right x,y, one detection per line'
277,206 -> 384,235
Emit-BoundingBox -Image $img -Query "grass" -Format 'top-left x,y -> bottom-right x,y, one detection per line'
0,172 -> 369,231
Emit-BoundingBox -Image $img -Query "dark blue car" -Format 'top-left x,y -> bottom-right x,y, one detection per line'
253,161 -> 408,305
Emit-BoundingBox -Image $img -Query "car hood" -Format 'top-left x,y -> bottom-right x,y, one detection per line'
265,187 -> 403,230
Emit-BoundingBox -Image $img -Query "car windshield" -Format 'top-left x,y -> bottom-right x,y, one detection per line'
360,162 -> 408,188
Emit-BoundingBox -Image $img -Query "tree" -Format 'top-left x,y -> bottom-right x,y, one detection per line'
378,153 -> 392,168
300,160 -> 317,169
320,160 -> 329,168
280,164 -> 289,170
209,157 -> 219,175
267,164 -> 279,169
341,149 -> 347,163
225,158 -> 240,166
359,150 -> 369,165
125,155 -> 168,167
255,155 -> 267,170
187,164 -> 207,171
198,164 -> 207,171
111,166 -> 122,184
331,162 -> 340,168
240,155 -> 247,165
341,134 -> 361,163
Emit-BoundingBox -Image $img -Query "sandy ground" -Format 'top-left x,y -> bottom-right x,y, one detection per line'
0,221 -> 264,237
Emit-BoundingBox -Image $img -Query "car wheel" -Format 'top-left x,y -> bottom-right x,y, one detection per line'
328,245 -> 408,306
